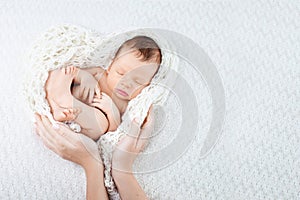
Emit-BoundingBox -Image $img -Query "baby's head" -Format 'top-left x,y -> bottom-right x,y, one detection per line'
106,36 -> 162,100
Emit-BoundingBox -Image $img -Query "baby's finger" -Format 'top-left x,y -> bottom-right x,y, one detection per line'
100,93 -> 111,102
92,97 -> 102,103
95,86 -> 101,98
82,88 -> 89,101
90,102 -> 103,110
88,90 -> 94,104
79,86 -> 85,98
72,86 -> 80,99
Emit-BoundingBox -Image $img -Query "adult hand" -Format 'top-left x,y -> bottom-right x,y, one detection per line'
34,113 -> 102,169
112,105 -> 155,172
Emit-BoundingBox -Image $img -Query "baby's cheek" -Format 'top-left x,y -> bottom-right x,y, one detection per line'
112,79 -> 120,90
130,86 -> 145,99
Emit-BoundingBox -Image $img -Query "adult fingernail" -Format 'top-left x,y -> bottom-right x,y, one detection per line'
35,129 -> 40,136
134,118 -> 140,124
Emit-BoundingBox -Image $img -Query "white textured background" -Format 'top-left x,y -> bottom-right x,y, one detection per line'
0,0 -> 299,199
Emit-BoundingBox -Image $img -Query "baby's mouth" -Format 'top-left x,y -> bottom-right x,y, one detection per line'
116,88 -> 129,97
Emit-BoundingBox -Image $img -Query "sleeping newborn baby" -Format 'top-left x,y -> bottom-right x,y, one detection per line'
45,36 -> 161,140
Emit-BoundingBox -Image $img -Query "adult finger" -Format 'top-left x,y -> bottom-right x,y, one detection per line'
126,118 -> 141,140
39,114 -> 77,147
34,114 -> 70,157
42,116 -> 78,146
134,121 -> 153,151
141,105 -> 155,129
35,119 -> 60,154
35,114 -> 57,147
135,106 -> 155,150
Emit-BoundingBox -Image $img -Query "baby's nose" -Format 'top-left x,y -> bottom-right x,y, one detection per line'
121,80 -> 133,88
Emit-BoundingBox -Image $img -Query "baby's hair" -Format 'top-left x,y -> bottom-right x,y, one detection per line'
115,36 -> 162,64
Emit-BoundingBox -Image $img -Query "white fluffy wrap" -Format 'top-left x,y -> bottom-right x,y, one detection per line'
22,24 -> 179,199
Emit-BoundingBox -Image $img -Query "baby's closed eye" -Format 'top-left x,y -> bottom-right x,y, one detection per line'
135,80 -> 143,85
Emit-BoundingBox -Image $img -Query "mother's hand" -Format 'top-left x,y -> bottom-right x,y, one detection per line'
34,113 -> 102,169
112,105 -> 155,172
110,106 -> 154,200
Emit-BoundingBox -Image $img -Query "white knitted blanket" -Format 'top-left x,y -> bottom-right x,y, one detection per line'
0,1 -> 299,199
22,24 -> 181,199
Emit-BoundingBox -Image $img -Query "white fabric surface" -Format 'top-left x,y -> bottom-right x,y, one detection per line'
0,0 -> 299,199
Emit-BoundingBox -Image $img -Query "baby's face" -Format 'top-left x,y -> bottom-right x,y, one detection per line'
106,50 -> 159,100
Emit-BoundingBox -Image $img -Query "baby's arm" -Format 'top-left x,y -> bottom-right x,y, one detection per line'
106,109 -> 121,132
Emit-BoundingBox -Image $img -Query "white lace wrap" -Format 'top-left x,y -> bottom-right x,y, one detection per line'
23,24 -> 179,199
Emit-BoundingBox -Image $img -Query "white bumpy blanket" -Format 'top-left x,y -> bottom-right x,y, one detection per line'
1,1 -> 299,199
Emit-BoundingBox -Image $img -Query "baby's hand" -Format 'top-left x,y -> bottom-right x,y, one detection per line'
75,69 -> 101,104
89,93 -> 116,116
89,92 -> 121,129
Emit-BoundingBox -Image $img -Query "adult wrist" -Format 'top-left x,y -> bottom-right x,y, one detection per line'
112,168 -> 133,181
83,157 -> 104,174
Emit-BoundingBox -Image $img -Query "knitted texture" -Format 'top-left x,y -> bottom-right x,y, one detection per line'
1,1 -> 299,199
22,24 -> 179,199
